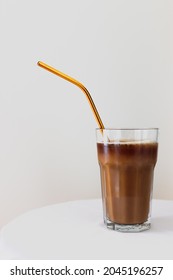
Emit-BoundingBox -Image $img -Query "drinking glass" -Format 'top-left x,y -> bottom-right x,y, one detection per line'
96,128 -> 158,232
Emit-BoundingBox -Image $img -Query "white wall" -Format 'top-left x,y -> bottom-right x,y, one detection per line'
0,0 -> 173,228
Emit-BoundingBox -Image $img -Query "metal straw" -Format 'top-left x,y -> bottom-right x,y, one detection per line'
37,61 -> 105,130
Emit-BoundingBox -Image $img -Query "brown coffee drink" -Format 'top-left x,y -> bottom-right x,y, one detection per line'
97,142 -> 158,225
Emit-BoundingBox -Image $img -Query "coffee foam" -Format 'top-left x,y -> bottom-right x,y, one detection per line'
99,139 -> 156,144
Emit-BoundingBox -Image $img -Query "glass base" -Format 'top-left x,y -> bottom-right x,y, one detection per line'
105,218 -> 151,232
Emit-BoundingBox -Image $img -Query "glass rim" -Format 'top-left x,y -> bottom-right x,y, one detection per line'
96,127 -> 159,131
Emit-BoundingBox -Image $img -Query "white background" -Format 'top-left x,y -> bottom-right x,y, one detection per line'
0,0 -> 173,228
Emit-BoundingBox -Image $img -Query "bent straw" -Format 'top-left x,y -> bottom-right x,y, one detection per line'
37,61 -> 105,130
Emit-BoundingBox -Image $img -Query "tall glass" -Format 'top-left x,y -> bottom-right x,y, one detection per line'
96,128 -> 158,232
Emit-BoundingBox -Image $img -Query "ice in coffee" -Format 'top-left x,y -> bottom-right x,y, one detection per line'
96,129 -> 158,232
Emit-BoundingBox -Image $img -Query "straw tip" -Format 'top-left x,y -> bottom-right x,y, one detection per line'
37,61 -> 41,66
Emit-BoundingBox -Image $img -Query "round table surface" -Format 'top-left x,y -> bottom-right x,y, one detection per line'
0,199 -> 173,260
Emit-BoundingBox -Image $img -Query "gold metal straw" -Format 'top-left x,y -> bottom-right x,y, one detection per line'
37,61 -> 105,130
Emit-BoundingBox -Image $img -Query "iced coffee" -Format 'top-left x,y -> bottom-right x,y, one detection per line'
96,129 -> 158,232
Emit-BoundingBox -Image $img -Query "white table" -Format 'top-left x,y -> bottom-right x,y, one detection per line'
0,199 -> 173,260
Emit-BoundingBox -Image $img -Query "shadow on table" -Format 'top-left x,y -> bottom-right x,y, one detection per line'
152,215 -> 173,232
